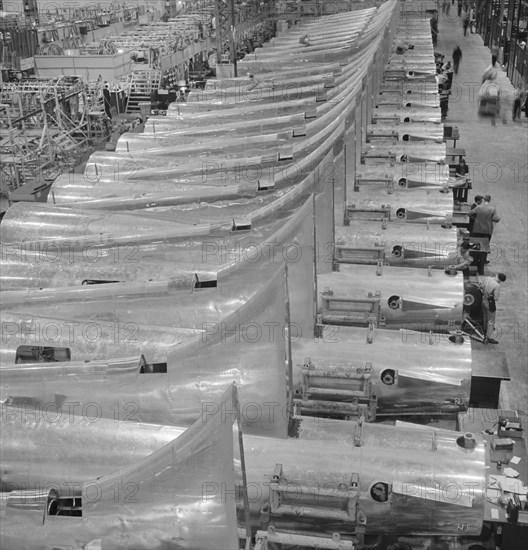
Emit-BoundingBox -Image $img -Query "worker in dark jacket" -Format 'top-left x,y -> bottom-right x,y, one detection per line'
102,83 -> 112,119
469,196 -> 500,264
469,196 -> 500,243
455,158 -> 469,177
467,195 -> 483,233
439,81 -> 450,121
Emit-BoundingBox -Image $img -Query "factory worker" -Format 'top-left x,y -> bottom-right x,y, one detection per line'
479,273 -> 506,344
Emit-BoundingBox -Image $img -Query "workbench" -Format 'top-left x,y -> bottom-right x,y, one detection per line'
470,349 -> 510,408
446,147 -> 466,164
452,201 -> 470,228
451,176 -> 472,203
7,180 -> 53,204
468,236 -> 491,275
458,408 -> 528,548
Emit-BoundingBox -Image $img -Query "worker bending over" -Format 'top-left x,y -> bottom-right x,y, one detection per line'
432,242 -> 473,272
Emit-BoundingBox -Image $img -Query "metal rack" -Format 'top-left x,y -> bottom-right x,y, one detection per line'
0,76 -> 94,196
294,360 -> 378,421
244,461 -> 366,549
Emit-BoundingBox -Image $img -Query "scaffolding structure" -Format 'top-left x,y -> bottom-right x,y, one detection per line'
0,2 -> 281,197
0,75 -> 105,197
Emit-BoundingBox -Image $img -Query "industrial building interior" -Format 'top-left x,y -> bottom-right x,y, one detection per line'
0,0 -> 527,549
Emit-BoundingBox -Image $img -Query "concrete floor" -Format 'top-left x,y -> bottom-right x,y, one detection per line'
435,14 -> 528,421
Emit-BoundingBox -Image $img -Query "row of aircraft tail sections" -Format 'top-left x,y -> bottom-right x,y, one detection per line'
0,2 -> 494,547
0,1 -> 474,435
0,390 -> 488,548
0,3 -> 467,428
0,260 -> 471,434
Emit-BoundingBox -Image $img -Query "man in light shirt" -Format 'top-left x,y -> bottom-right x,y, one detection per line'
479,273 -> 506,344
451,242 -> 473,271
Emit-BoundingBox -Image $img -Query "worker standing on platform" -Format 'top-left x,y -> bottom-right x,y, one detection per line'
452,45 -> 462,74
103,83 -> 112,119
479,273 -> 506,344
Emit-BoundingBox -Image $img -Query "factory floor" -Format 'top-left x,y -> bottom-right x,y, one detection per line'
434,14 -> 528,428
